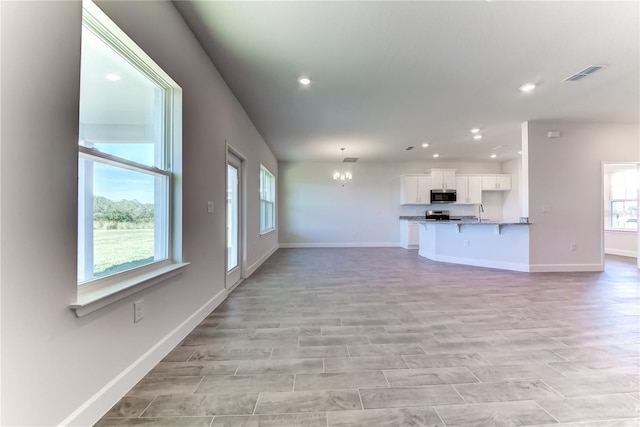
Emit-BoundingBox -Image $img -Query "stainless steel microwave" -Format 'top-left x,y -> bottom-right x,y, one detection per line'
430,189 -> 456,204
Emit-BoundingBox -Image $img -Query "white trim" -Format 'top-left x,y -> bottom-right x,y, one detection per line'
226,278 -> 244,293
58,288 -> 228,427
279,242 -> 400,248
419,251 -> 605,273
419,251 -> 530,272
605,248 -> 637,258
259,227 -> 276,236
79,146 -> 170,177
605,228 -> 638,233
529,263 -> 603,272
400,244 -> 419,250
260,229 -> 277,237
226,150 -> 243,288
245,244 -> 279,276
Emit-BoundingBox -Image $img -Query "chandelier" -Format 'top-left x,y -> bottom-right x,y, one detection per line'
333,147 -> 353,186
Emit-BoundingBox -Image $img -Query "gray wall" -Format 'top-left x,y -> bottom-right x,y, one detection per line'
526,120 -> 639,270
1,1 -> 277,425
278,161 -> 509,246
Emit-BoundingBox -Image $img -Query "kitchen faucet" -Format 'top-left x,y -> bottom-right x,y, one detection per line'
478,204 -> 484,222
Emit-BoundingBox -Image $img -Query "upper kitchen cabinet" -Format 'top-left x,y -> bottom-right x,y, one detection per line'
401,174 -> 431,204
482,174 -> 511,191
430,169 -> 456,190
456,175 -> 482,204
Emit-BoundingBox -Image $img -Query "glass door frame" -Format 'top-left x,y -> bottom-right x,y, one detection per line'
226,148 -> 244,289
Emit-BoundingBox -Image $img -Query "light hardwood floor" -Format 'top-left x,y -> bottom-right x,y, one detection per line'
96,249 -> 640,426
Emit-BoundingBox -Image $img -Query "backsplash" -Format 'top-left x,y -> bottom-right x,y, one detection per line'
399,194 -> 505,222
400,204 -> 478,217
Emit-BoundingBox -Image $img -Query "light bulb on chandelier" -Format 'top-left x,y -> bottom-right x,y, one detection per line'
333,147 -> 353,186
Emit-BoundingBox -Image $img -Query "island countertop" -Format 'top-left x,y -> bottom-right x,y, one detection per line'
400,215 -> 531,226
419,220 -> 531,226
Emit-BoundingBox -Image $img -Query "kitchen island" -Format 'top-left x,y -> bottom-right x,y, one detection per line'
418,220 -> 531,272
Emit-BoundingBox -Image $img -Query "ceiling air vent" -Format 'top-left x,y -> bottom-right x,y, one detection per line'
563,64 -> 607,82
343,157 -> 358,163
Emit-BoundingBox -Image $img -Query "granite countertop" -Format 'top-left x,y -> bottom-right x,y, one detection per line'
400,215 -> 477,221
400,216 -> 531,225
419,220 -> 531,225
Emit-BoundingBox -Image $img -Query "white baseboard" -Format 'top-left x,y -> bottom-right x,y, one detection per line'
419,250 -> 530,272
245,244 -> 279,276
59,289 -> 228,427
528,263 -> 604,272
279,242 -> 400,248
400,245 -> 418,250
605,248 -> 637,258
419,249 -> 606,273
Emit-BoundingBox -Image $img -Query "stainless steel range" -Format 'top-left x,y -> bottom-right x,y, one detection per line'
425,210 -> 450,221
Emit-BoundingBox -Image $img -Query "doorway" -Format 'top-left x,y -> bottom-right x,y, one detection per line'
602,162 -> 639,269
226,151 -> 243,288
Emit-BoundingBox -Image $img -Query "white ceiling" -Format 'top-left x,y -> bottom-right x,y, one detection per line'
173,1 -> 639,163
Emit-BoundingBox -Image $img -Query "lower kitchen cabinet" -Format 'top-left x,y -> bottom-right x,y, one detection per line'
400,219 -> 420,249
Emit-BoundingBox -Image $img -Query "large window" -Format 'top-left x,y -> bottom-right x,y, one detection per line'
78,1 -> 182,289
606,166 -> 638,231
260,165 -> 276,234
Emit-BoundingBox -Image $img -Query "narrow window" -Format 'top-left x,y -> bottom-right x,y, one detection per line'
609,168 -> 638,230
260,165 -> 276,234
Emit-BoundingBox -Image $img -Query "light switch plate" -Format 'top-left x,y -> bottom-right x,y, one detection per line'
207,201 -> 214,213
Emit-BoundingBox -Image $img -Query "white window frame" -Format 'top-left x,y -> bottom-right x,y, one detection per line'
72,0 -> 187,317
260,165 -> 276,235
605,166 -> 638,232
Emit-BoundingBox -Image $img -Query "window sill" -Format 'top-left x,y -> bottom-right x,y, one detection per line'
605,228 -> 638,233
260,228 -> 276,237
71,262 -> 189,317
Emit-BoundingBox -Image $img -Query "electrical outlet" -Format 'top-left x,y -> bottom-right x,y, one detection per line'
570,243 -> 576,252
463,240 -> 470,247
134,299 -> 145,323
207,201 -> 214,213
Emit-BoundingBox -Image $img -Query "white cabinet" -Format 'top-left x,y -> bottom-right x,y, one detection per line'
482,174 -> 511,191
430,169 -> 456,190
456,175 -> 482,204
401,175 -> 431,204
400,220 -> 420,249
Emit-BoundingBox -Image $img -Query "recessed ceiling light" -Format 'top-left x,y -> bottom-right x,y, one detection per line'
421,142 -> 430,148
473,134 -> 482,140
470,128 -> 480,134
433,154 -> 439,158
105,73 -> 121,81
298,76 -> 312,86
519,83 -> 536,93
405,146 -> 414,151
490,154 -> 497,159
